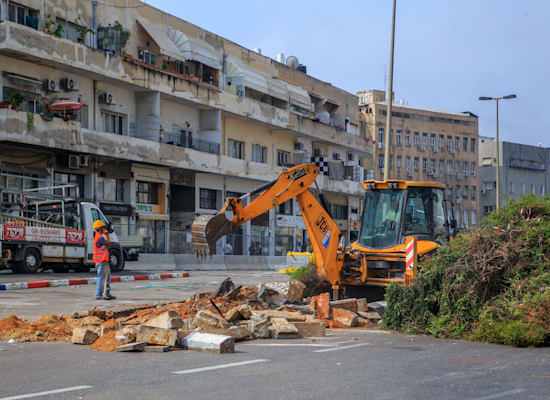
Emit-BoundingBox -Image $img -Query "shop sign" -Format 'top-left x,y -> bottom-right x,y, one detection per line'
137,204 -> 154,214
100,202 -> 133,216
277,215 -> 305,229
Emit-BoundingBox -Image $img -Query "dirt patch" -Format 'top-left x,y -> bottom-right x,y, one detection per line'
89,330 -> 125,352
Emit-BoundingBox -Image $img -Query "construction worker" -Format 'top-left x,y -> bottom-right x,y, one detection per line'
92,220 -> 116,300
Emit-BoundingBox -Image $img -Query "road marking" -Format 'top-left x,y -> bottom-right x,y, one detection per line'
242,340 -> 359,348
172,359 -> 269,375
0,385 -> 93,400
314,343 -> 371,353
467,388 -> 526,400
448,359 -> 496,363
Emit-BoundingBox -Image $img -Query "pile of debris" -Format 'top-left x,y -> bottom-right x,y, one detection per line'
0,278 -> 383,353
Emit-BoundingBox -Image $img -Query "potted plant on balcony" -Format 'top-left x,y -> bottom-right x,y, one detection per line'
0,91 -> 25,110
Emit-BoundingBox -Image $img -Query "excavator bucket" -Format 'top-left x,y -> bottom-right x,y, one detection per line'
192,213 -> 235,258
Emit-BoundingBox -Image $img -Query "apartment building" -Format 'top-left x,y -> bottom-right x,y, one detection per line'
358,89 -> 479,229
0,0 -> 369,255
478,137 -> 549,218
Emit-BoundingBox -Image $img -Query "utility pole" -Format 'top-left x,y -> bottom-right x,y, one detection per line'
383,0 -> 396,181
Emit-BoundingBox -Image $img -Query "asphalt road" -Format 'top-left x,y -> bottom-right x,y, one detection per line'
0,330 -> 548,400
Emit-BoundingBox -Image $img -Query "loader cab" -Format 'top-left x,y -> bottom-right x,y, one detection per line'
358,181 -> 448,250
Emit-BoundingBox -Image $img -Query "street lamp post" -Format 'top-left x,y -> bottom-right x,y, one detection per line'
478,94 -> 517,211
383,0 -> 397,181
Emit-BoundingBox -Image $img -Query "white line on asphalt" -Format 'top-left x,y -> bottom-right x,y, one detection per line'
0,385 -> 93,400
172,359 -> 269,375
313,343 -> 371,353
242,340 -> 360,348
467,389 -> 526,400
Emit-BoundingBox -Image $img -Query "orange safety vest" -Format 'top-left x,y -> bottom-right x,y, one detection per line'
92,232 -> 109,263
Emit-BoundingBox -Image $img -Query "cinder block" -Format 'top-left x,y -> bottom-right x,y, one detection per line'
71,327 -> 98,345
293,322 -> 326,337
136,325 -> 177,347
181,332 -> 235,353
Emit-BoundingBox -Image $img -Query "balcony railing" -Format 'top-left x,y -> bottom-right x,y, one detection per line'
161,131 -> 220,155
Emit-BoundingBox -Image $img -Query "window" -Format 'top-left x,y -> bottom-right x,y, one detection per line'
8,3 -> 38,28
509,182 -> 515,194
471,210 -> 477,225
447,160 -> 452,175
54,172 -> 84,199
402,187 -> 447,238
347,152 -> 355,161
332,153 -> 341,161
390,156 -> 393,170
138,49 -> 158,66
484,205 -> 494,216
56,18 -> 91,45
463,161 -> 468,176
463,210 -> 469,227
98,25 -> 125,55
397,156 -> 402,170
422,158 -> 427,172
406,156 -> 411,171
471,162 -> 476,176
414,157 -> 419,171
471,138 -> 476,152
422,132 -> 428,147
228,139 -> 245,159
531,184 -> 536,194
378,154 -> 384,169
455,137 -> 460,151
463,185 -> 468,199
430,159 -> 436,171
447,136 -> 452,151
471,186 -> 476,200
252,144 -> 267,163
333,204 -> 348,220
199,188 -> 217,209
463,137 -> 468,152
541,185 -> 546,196
405,130 -> 411,146
439,135 -> 444,150
396,130 -> 402,146
378,128 -> 384,144
414,132 -> 419,147
277,150 -> 291,167
97,178 -> 125,202
455,161 -> 460,175
136,181 -> 159,204
439,159 -> 444,173
430,134 -> 436,148
456,185 -> 461,199
278,200 -> 293,215
101,111 -> 127,135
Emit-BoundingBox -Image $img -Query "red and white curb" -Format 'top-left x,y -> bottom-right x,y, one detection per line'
0,272 -> 189,291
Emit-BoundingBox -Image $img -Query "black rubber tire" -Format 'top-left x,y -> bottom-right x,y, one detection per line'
17,248 -> 41,274
109,248 -> 125,272
73,265 -> 91,273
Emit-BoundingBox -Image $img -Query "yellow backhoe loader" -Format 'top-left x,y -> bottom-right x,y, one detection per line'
192,163 -> 453,299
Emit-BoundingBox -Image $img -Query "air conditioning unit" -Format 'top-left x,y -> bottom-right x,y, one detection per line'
79,155 -> 89,167
427,170 -> 434,176
294,142 -> 304,151
377,142 -> 384,149
44,79 -> 61,93
68,154 -> 80,169
60,78 -> 78,91
98,92 -> 115,105
433,171 -> 439,178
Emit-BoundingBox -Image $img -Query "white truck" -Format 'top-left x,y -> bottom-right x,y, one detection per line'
0,173 -> 135,274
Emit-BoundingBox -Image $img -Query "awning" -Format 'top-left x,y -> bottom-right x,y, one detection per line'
286,83 -> 313,111
167,27 -> 222,70
267,78 -> 289,102
226,61 -> 268,95
137,19 -> 184,62
2,72 -> 43,89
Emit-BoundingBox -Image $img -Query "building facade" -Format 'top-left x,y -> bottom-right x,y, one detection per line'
358,89 -> 479,229
478,137 -> 549,219
0,0 -> 370,255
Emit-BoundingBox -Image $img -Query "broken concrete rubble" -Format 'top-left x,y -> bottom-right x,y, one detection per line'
269,318 -> 299,339
357,298 -> 368,313
330,298 -> 358,313
144,310 -> 184,330
144,345 -> 171,353
293,322 -> 326,337
136,325 -> 177,347
286,280 -> 307,302
181,332 -> 235,353
71,327 -> 98,345
331,308 -> 359,327
201,324 -> 252,340
225,304 -> 252,322
309,293 -> 330,320
193,310 -> 228,329
116,342 -> 146,352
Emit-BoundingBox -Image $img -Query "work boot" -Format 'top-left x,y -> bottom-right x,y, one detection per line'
95,296 -> 104,300
104,295 -> 116,300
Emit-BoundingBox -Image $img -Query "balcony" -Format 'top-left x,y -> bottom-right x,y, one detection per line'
160,131 -> 220,154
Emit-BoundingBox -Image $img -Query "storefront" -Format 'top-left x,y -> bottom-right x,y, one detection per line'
99,202 -> 134,235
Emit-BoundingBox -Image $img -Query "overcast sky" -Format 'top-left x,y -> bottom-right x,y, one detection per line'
147,0 -> 548,146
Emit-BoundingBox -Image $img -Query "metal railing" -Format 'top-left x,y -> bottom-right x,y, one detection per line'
161,132 -> 220,155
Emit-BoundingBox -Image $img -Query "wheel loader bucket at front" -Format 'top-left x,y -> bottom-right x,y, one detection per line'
192,213 -> 235,258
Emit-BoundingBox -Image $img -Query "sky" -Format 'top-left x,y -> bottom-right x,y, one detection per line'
146,0 -> 549,146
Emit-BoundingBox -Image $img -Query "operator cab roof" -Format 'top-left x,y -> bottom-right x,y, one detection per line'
363,180 -> 446,190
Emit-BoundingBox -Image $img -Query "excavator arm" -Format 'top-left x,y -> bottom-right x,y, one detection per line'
192,164 -> 343,282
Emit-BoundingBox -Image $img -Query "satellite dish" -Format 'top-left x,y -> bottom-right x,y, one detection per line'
286,56 -> 299,69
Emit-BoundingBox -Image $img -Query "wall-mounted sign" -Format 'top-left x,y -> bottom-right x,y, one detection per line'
276,215 -> 306,230
100,202 -> 133,216
137,204 -> 154,214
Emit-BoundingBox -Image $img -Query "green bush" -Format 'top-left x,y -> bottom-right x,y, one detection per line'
383,194 -> 550,347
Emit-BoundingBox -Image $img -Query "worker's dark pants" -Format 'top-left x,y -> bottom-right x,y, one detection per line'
95,261 -> 111,297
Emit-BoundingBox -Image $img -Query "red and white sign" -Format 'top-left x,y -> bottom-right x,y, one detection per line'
1,225 -> 85,245
405,238 -> 416,271
66,229 -> 85,244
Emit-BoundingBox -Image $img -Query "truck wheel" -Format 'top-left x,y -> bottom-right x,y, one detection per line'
109,249 -> 125,272
18,248 -> 41,274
